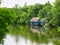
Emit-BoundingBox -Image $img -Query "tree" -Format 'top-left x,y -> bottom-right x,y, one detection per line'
38,1 -> 52,19
51,0 -> 60,27
32,3 -> 44,16
0,8 -> 16,37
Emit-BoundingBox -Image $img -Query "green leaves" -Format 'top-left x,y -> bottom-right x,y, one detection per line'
51,0 -> 60,27
0,8 -> 16,39
57,27 -> 60,32
38,2 -> 52,18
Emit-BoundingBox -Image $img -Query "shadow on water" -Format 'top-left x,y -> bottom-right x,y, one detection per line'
0,25 -> 60,45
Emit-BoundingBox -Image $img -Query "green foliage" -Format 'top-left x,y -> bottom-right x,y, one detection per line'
57,27 -> 60,32
0,8 -> 16,23
55,0 -> 60,26
50,0 -> 60,27
0,0 -> 60,27
0,8 -> 16,42
38,1 -> 52,18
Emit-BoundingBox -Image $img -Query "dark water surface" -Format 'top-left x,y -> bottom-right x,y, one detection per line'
0,25 -> 60,45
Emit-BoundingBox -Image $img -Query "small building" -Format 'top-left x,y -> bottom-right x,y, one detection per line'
30,17 -> 41,26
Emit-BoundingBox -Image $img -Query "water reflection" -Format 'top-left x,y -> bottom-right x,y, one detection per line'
0,25 -> 60,45
3,34 -> 54,45
0,28 -> 8,45
4,34 -> 34,45
0,40 -> 4,45
30,26 -> 41,33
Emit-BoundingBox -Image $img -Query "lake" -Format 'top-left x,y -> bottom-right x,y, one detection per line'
0,25 -> 60,45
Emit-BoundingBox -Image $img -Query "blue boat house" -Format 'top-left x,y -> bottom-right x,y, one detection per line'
30,17 -> 41,26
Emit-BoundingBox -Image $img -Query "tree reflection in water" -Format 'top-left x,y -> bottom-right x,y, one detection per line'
1,25 -> 60,45
0,29 -> 8,45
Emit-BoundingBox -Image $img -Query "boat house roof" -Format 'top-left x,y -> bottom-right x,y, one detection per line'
30,17 -> 40,22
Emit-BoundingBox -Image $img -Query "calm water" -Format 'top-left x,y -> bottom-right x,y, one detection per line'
0,25 -> 60,45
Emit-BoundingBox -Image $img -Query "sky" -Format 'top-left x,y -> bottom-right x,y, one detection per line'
1,0 -> 55,8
